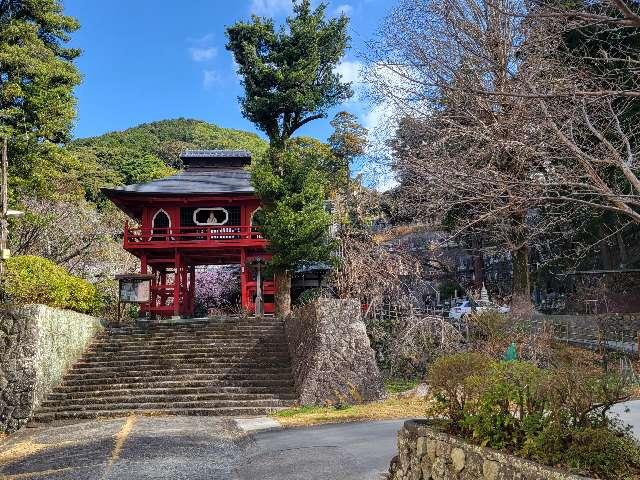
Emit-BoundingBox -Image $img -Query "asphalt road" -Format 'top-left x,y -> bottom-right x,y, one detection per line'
236,419 -> 404,480
0,417 -> 403,480
0,416 -> 244,480
611,399 -> 640,437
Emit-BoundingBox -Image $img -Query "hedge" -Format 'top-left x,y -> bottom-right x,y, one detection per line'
3,255 -> 102,315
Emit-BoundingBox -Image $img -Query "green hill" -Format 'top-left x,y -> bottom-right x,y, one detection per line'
70,118 -> 268,201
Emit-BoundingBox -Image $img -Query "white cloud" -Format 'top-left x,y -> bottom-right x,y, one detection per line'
203,70 -> 220,88
189,33 -> 215,44
189,47 -> 218,62
250,0 -> 293,16
334,60 -> 363,85
334,4 -> 353,16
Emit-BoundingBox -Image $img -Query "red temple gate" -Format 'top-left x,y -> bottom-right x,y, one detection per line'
103,150 -> 274,317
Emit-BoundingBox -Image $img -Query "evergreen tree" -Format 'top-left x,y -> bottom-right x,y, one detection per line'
0,0 -> 81,196
226,0 -> 352,316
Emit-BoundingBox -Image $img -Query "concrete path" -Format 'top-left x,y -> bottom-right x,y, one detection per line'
0,417 -> 403,480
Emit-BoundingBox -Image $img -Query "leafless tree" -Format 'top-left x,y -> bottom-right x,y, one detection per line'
367,0 -> 640,312
331,183 -> 420,309
520,1 -> 640,225
9,197 -> 137,280
367,0 -> 555,312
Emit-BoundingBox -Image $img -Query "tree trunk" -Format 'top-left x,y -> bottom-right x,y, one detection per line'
511,245 -> 532,316
472,253 -> 484,289
274,270 -> 292,318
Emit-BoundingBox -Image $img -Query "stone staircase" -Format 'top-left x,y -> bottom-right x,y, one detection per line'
33,317 -> 297,422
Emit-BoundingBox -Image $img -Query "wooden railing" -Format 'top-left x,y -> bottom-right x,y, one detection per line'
124,224 -> 265,247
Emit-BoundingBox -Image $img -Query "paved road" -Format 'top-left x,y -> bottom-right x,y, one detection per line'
236,419 -> 403,480
0,417 -> 403,480
0,416 -> 244,480
611,399 -> 640,437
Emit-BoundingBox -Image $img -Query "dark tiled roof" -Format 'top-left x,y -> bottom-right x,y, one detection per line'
102,168 -> 254,196
180,149 -> 251,159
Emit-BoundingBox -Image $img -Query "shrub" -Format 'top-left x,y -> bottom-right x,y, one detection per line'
429,352 -> 640,478
3,255 -> 103,314
469,312 -> 554,367
463,361 -> 550,450
428,352 -> 492,426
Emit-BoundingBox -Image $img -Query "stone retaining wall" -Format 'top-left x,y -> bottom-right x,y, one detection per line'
0,305 -> 103,432
389,420 -> 591,480
284,298 -> 385,405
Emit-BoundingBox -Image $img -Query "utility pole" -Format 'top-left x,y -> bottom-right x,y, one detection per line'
0,138 -> 23,280
0,138 -> 8,278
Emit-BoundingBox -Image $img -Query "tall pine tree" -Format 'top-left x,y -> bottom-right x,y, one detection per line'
0,0 -> 81,196
226,0 -> 352,316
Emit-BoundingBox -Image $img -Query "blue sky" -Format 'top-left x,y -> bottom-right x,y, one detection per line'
63,0 -> 391,145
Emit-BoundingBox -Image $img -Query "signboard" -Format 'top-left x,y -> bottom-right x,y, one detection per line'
116,274 -> 153,304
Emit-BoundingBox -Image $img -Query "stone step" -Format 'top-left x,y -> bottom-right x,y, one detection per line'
84,345 -> 289,358
58,378 -> 294,390
67,365 -> 292,378
80,351 -> 290,363
38,398 -> 292,413
72,356 -> 290,369
88,340 -> 289,351
108,325 -> 285,335
102,326 -> 284,333
33,406 -> 288,422
42,392 -> 297,407
48,385 -> 296,399
62,365 -> 291,378
88,340 -> 287,350
60,371 -> 293,384
92,335 -> 286,345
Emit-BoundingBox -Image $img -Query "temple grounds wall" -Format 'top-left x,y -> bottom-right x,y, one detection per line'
389,420 -> 591,480
0,305 -> 103,432
284,298 -> 386,405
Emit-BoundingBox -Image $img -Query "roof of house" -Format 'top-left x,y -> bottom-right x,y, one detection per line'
102,168 -> 254,196
102,149 -> 255,197
180,149 -> 251,159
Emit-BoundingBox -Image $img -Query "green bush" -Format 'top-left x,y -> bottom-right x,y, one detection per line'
3,255 -> 103,314
429,352 -> 640,478
428,352 -> 492,426
463,361 -> 550,450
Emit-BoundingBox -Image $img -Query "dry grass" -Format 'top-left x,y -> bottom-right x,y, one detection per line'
271,396 -> 428,427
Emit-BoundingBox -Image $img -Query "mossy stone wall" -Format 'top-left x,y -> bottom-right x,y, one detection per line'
0,305 -> 103,433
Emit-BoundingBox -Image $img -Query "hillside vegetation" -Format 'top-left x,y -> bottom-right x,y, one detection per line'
69,118 -> 268,201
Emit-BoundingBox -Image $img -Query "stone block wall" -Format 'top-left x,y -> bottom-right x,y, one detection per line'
389,420 -> 591,480
284,298 -> 385,405
0,305 -> 103,432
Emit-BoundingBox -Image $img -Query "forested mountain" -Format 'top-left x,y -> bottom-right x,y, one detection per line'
69,118 -> 268,201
